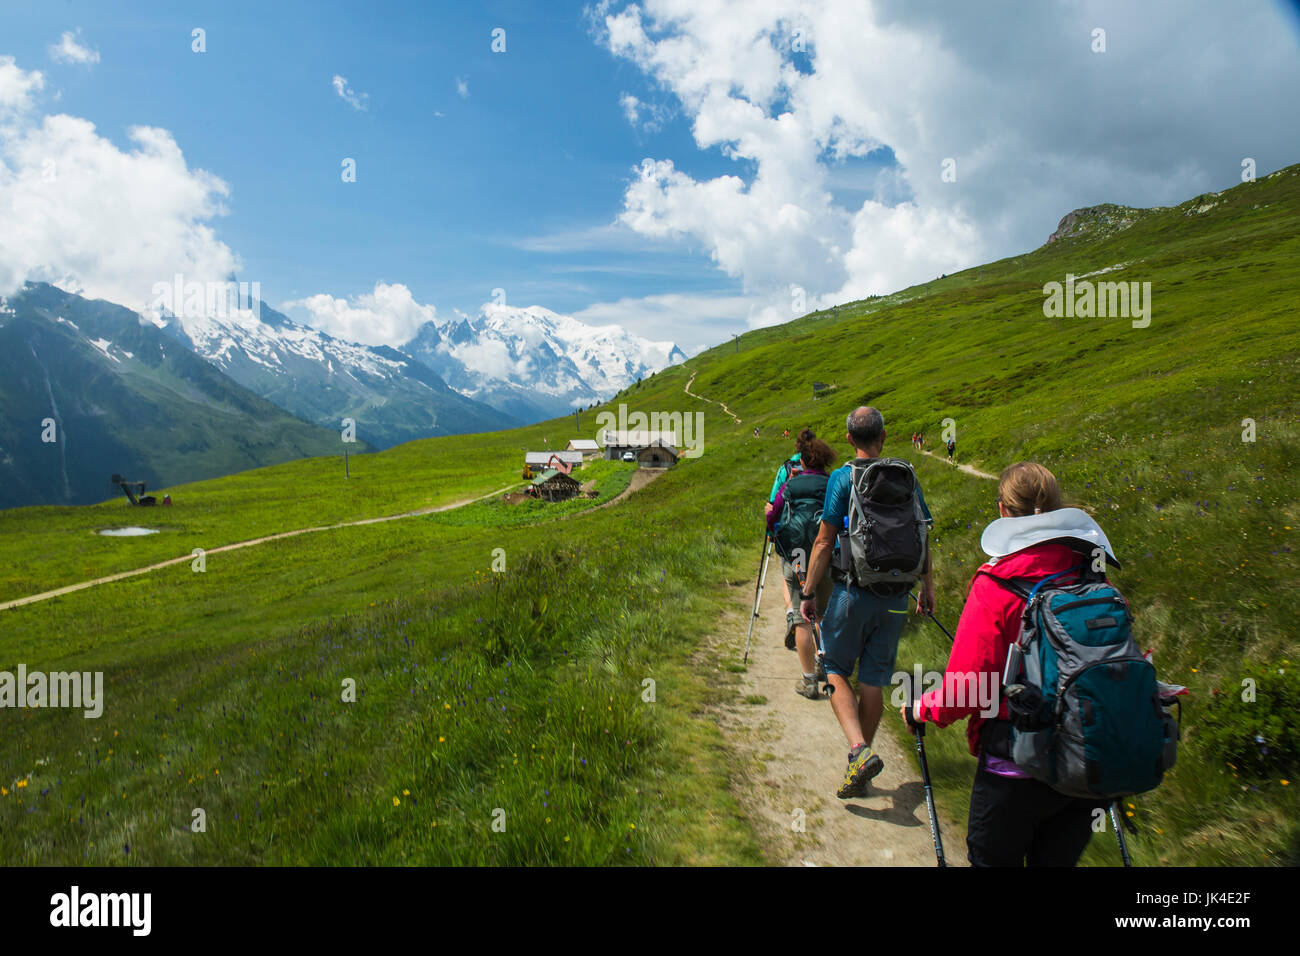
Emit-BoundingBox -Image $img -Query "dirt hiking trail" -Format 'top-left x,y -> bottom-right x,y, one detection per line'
919,447 -> 996,481
711,553 -> 964,866
4,463 -> 669,613
1,482 -> 520,612
684,371 -> 742,424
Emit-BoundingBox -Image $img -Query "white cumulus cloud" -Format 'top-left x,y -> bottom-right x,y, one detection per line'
49,30 -> 100,66
282,281 -> 438,347
332,75 -> 368,111
592,0 -> 1300,310
619,92 -> 669,132
0,56 -> 45,116
0,61 -> 240,312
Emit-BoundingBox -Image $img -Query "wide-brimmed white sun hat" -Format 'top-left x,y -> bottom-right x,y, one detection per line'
980,507 -> 1119,567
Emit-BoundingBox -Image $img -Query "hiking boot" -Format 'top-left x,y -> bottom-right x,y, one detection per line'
784,610 -> 797,650
836,746 -> 884,799
796,676 -> 820,700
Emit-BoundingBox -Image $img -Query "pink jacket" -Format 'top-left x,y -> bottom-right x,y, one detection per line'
917,543 -> 1082,756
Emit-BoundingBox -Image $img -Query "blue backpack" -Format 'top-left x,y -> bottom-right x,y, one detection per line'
986,566 -> 1179,800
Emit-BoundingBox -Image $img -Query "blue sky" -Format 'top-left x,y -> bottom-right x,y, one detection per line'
2,1 -> 745,326
2,1 -> 1299,353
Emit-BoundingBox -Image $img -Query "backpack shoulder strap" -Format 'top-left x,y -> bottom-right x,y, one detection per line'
977,569 -> 1032,601
978,565 -> 1088,603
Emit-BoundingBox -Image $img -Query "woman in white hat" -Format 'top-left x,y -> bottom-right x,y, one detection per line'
901,461 -> 1114,866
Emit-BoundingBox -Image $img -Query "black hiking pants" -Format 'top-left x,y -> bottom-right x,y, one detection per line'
966,766 -> 1102,867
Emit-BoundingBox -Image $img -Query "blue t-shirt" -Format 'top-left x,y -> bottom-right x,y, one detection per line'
823,460 -> 933,531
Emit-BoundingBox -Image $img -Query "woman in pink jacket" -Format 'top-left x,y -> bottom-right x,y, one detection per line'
902,462 -> 1113,866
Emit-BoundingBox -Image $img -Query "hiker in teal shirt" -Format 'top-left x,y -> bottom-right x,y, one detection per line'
764,431 -> 814,648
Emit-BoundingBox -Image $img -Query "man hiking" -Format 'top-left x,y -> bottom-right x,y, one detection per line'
802,407 -> 935,798
946,437 -> 956,462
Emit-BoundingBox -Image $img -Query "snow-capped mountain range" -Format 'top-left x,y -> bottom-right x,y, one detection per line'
153,299 -> 510,449
401,303 -> 687,423
150,294 -> 685,445
0,283 -> 344,508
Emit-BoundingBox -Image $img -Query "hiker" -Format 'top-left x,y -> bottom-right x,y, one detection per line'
765,429 -> 812,646
801,407 -> 935,798
946,437 -> 956,462
901,462 -> 1113,866
768,436 -> 837,698
753,426 -> 759,437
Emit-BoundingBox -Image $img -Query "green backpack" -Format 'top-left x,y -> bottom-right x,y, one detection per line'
774,472 -> 830,567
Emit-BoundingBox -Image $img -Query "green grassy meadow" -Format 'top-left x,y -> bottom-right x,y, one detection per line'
1,165 -> 1297,865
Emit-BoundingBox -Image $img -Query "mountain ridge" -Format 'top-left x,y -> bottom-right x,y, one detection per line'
400,301 -> 687,422
0,283 -> 350,508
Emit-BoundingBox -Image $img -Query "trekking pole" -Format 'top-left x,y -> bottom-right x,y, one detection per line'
743,536 -> 773,664
908,590 -> 956,642
1110,801 -> 1133,867
903,675 -> 946,867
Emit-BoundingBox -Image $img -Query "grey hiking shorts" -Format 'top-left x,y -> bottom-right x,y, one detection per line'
782,559 -> 832,621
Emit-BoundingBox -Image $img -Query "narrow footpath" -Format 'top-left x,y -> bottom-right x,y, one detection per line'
710,554 -> 964,866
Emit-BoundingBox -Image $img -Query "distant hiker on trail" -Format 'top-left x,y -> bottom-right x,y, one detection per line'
917,432 -> 924,451
783,428 -> 790,439
768,436 -> 837,699
753,426 -> 760,437
765,430 -> 812,647
801,407 -> 935,798
901,463 -> 1117,867
947,438 -> 956,462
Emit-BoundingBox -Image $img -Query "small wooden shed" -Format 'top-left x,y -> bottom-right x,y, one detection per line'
529,468 -> 581,502
637,441 -> 678,469
566,439 -> 601,459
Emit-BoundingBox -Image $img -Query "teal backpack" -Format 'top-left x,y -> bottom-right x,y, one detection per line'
986,565 -> 1179,800
774,472 -> 829,569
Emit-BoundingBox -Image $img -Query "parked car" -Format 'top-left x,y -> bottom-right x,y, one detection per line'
621,450 -> 636,462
